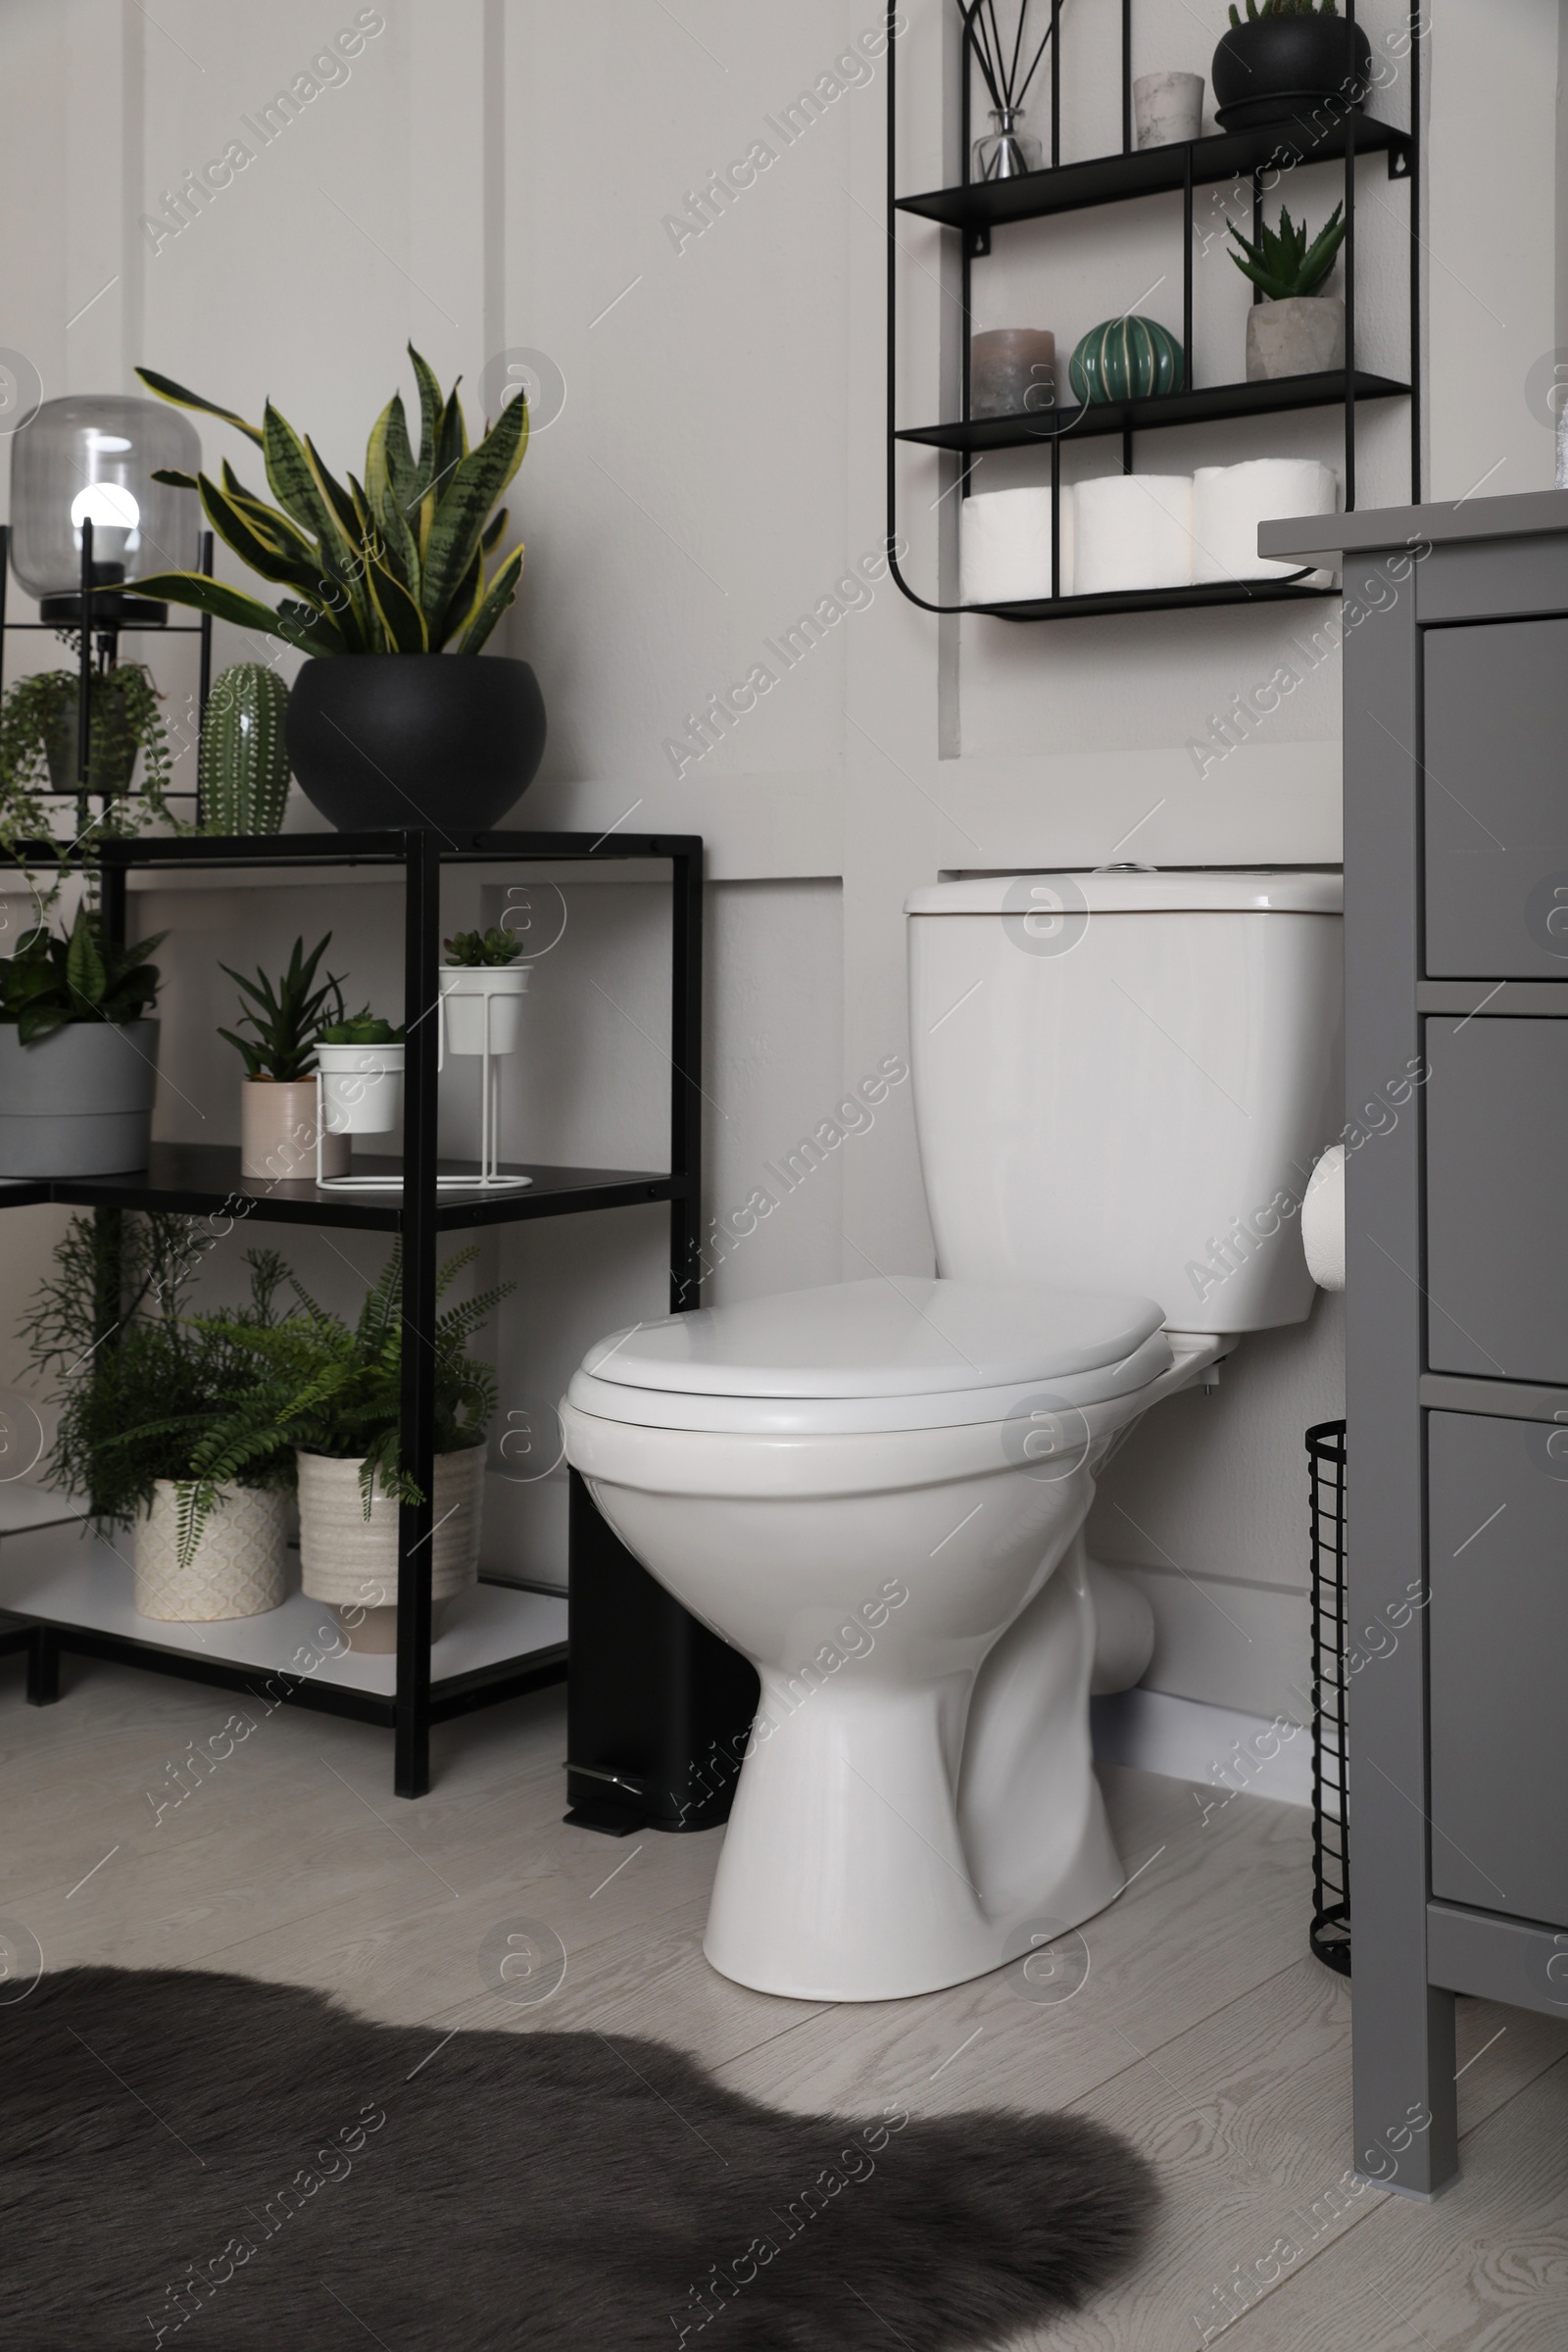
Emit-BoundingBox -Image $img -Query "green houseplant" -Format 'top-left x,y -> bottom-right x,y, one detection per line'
440,924 -> 531,1056
177,1243 -> 512,1649
119,348 -> 547,832
1211,0 -> 1371,133
220,932 -> 350,1181
1229,202 -> 1348,380
0,662 -> 175,888
21,1213 -> 294,1621
0,906 -> 166,1176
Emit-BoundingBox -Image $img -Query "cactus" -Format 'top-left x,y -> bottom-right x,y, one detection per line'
199,662 -> 290,833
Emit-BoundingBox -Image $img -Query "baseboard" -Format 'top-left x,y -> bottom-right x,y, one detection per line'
1091,1686 -> 1313,1810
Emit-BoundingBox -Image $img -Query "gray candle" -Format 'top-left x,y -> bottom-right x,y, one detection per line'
971,329 -> 1056,420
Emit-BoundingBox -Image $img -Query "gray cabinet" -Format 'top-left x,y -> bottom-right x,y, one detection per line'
1425,618 -> 1568,977
1263,486 -> 1568,2197
1428,1410 -> 1568,1926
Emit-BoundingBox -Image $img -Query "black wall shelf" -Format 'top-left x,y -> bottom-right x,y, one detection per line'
885,0 -> 1423,623
1,828 -> 705,1801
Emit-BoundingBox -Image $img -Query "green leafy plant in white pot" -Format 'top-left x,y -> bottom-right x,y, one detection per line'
220,933 -> 351,1182
119,348 -> 545,833
23,1215 -> 295,1623
1228,201 -> 1348,381
180,1243 -> 511,1652
440,925 -> 531,1058
0,906 -> 165,1176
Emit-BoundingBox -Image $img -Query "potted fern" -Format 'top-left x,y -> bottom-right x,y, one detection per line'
1211,1 -> 1371,134
220,933 -> 350,1181
1228,202 -> 1348,379
22,1214 -> 294,1623
440,925 -> 531,1057
115,348 -> 545,833
182,1243 -> 511,1652
0,905 -> 165,1175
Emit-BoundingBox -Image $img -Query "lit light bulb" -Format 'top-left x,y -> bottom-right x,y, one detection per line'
71,482 -> 140,533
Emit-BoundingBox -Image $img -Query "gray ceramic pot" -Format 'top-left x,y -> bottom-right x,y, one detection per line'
0,1018 -> 159,1175
1246,297 -> 1346,382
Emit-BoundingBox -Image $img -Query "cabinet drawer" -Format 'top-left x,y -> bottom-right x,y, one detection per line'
1428,1410 -> 1568,1927
1425,1017 -> 1568,1384
1424,618 -> 1568,978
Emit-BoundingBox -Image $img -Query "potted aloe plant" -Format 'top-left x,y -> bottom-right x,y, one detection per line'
115,348 -> 545,833
1211,0 -> 1372,133
179,1243 -> 511,1651
220,933 -> 350,1180
22,1213 -> 294,1623
440,925 -> 531,1057
0,905 -> 165,1175
1228,201 -> 1348,379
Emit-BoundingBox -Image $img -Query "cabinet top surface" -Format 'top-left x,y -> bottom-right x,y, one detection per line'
1260,488 -> 1568,562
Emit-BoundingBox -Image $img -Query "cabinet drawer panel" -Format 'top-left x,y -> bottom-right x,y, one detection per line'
1428,1410 -> 1568,1927
1425,1017 -> 1568,1383
1424,618 -> 1568,978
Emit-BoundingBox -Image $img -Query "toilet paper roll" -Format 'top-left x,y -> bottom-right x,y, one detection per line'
1073,473 -> 1194,595
960,487 -> 1070,606
1192,458 -> 1339,585
1302,1145 -> 1346,1292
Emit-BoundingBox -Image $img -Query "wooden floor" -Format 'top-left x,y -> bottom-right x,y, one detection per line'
4,1654 -> 1565,2349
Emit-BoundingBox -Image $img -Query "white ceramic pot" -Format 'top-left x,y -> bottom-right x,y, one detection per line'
133,1480 -> 289,1622
296,1446 -> 484,1625
316,1041 -> 404,1138
240,1077 -> 349,1181
1134,71 -> 1203,148
1246,296 -> 1346,382
440,964 -> 531,1057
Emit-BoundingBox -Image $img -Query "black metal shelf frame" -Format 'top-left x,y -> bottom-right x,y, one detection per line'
4,828 -> 705,1799
884,0 -> 1423,621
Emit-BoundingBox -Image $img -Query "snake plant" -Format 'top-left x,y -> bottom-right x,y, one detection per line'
120,346 -> 528,658
1228,0 -> 1340,22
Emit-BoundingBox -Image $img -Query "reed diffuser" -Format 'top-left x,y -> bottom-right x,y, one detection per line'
959,0 -> 1062,180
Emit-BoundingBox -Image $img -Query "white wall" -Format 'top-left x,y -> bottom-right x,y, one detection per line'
0,0 -> 1561,1704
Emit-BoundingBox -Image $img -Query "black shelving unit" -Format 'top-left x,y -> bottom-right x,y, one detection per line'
885,0 -> 1422,621
1,828 -> 704,1800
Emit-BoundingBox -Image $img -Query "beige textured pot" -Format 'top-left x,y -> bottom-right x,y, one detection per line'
297,1446 -> 483,1647
133,1480 -> 289,1622
241,1078 -> 349,1181
1246,296 -> 1346,382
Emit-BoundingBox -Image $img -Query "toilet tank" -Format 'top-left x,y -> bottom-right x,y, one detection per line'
906,870 -> 1344,1333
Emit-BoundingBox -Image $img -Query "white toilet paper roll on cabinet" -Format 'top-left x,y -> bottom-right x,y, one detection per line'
1073,473 -> 1193,594
1302,1145 -> 1347,1291
1192,459 -> 1338,584
960,486 -> 1069,605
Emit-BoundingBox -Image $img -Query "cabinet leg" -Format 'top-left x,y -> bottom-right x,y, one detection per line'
1352,1981 -> 1458,2196
26,1627 -> 60,1707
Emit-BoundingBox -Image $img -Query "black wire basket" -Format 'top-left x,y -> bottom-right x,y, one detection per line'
1307,1419 -> 1350,1976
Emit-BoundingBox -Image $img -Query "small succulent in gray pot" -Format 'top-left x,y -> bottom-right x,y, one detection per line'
1228,201 -> 1348,380
1212,0 -> 1372,135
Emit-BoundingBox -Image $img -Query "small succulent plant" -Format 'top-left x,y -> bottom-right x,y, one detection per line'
443,926 -> 526,967
1227,201 -> 1348,301
1228,0 -> 1340,23
319,1012 -> 402,1047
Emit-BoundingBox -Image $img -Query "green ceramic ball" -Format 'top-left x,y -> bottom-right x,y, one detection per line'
1068,316 -> 1185,405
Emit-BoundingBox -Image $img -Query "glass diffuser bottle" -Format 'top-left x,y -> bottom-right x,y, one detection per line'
974,106 -> 1043,180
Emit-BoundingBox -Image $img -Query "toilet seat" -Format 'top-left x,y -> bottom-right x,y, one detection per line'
566,1276 -> 1173,1437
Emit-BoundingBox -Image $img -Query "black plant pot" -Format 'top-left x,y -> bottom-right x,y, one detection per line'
285,655 -> 547,833
1211,16 -> 1372,133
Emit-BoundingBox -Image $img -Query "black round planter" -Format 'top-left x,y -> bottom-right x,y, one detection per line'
285,655 -> 547,833
1211,16 -> 1372,133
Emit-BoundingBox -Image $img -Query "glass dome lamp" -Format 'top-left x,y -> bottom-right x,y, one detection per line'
9,393 -> 201,627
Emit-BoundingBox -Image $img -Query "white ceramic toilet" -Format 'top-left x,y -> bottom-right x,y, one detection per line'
562,870 -> 1342,2001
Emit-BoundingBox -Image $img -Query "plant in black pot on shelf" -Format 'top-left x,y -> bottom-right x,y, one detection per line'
112,346 -> 545,833
0,905 -> 166,1178
1212,0 -> 1372,136
1229,200 -> 1348,380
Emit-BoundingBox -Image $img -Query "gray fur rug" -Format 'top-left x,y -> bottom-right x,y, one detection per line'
0,1966 -> 1154,2348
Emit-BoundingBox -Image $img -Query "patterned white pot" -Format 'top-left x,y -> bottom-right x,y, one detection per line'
133,1481 -> 289,1622
439,964 -> 531,1057
297,1446 -> 484,1611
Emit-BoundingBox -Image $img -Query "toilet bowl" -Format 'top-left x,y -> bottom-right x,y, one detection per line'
564,868 -> 1343,2001
563,1278 -> 1222,1999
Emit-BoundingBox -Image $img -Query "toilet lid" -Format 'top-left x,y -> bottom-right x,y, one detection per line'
579,1279 -> 1164,1403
